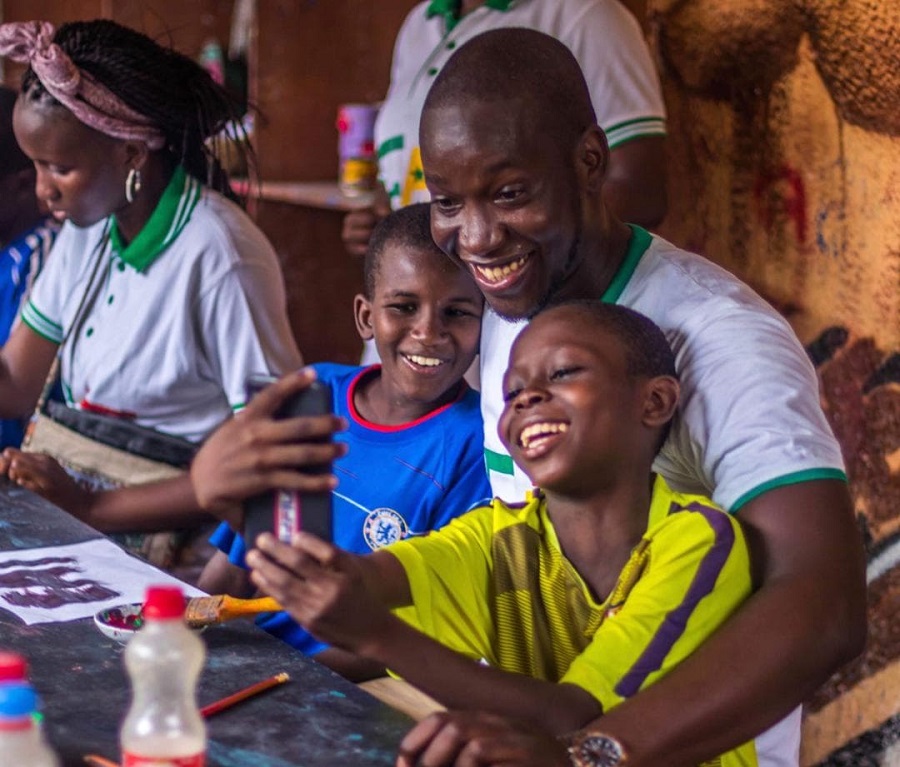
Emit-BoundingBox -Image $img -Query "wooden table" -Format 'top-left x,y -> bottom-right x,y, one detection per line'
0,482 -> 413,766
231,179 -> 377,211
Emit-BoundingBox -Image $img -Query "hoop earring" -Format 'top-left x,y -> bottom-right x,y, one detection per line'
125,169 -> 142,204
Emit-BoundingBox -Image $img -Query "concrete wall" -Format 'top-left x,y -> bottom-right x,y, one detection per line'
647,1 -> 899,764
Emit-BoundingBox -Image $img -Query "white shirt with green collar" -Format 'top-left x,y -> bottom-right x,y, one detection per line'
23,167 -> 301,442
481,228 -> 841,766
481,226 -> 846,513
374,0 -> 667,209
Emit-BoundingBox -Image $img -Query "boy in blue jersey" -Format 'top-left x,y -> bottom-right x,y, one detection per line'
196,202 -> 490,678
246,302 -> 780,766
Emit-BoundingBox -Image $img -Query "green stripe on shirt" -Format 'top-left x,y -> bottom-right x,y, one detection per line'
601,225 -> 652,304
21,300 -> 63,343
606,118 -> 667,149
378,135 -> 404,159
730,468 -> 848,512
486,448 -> 515,475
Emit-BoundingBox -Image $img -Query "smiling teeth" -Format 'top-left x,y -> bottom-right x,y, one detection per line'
407,354 -> 443,367
475,256 -> 527,284
519,422 -> 568,448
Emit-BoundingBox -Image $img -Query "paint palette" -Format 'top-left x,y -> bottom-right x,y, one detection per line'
93,602 -> 208,644
93,602 -> 145,643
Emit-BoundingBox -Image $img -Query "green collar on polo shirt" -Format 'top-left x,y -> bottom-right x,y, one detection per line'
601,225 -> 652,304
110,165 -> 201,272
426,0 -> 515,32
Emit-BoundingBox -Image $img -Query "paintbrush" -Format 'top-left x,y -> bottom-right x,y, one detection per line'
183,595 -> 281,628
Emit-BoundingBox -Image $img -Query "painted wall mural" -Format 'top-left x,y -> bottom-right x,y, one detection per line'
645,1 -> 899,764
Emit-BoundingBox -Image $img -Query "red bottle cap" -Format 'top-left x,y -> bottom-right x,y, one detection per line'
143,585 -> 185,620
0,653 -> 27,683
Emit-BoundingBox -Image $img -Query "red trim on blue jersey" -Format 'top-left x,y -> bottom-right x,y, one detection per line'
346,364 -> 468,433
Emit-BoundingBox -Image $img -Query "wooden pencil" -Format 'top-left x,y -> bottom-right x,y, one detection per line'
200,671 -> 290,718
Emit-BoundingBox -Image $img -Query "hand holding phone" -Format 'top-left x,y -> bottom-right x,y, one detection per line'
242,373 -> 334,546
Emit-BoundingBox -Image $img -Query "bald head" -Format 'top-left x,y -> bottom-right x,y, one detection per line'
422,28 -> 597,151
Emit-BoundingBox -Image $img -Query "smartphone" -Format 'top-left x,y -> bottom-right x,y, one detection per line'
242,373 -> 334,547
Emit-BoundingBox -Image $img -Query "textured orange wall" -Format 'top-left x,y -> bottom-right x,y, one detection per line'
647,1 -> 899,764
651,0 -> 898,348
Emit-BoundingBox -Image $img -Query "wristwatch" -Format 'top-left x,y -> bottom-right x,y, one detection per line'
567,733 -> 629,766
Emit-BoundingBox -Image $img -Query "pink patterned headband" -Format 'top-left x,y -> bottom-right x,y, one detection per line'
0,21 -> 165,149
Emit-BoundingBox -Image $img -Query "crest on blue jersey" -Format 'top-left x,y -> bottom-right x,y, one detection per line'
363,508 -> 408,550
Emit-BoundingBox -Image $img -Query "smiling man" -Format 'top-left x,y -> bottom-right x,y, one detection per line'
406,27 -> 866,767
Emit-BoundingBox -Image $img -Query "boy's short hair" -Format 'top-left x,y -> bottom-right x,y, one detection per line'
546,301 -> 678,451
552,300 -> 678,380
364,202 -> 443,297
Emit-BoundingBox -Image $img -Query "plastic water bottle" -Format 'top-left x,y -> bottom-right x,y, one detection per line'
120,586 -> 207,766
0,652 -> 60,767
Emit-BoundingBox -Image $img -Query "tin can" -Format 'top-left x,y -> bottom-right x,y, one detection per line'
337,103 -> 379,197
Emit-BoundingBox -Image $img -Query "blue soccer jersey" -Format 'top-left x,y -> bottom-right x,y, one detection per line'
0,218 -> 58,448
210,362 -> 491,654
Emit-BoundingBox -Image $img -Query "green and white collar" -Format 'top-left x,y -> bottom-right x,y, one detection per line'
426,0 -> 515,32
601,225 -> 652,304
110,165 -> 201,272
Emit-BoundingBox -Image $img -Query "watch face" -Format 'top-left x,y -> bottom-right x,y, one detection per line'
574,734 -> 626,766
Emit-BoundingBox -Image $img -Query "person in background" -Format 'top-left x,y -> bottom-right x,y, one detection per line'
0,19 -> 300,570
344,0 -> 668,365
0,19 -> 300,443
193,203 -> 490,679
0,85 -> 57,449
345,0 -> 668,257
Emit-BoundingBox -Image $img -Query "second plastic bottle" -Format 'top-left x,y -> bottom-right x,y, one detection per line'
120,586 -> 206,766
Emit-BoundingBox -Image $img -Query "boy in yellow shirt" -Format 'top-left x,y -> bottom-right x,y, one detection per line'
248,301 -> 767,766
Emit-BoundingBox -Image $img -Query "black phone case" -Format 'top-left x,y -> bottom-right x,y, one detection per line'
242,376 -> 334,547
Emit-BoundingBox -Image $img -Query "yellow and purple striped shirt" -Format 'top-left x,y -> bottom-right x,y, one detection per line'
387,474 -> 763,767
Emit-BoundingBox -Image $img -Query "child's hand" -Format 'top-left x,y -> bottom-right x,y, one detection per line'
190,368 -> 347,527
247,531 -> 391,655
197,550 -> 255,599
396,711 -> 570,767
0,448 -> 91,518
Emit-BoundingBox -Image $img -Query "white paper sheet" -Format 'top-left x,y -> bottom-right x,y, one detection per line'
0,539 -> 203,625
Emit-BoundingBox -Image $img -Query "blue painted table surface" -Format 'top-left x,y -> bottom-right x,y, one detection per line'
0,481 -> 413,766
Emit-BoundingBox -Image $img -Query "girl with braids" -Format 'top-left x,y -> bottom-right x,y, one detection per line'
0,20 -> 303,560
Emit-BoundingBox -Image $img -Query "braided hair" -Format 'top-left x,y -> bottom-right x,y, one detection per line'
19,19 -> 250,198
